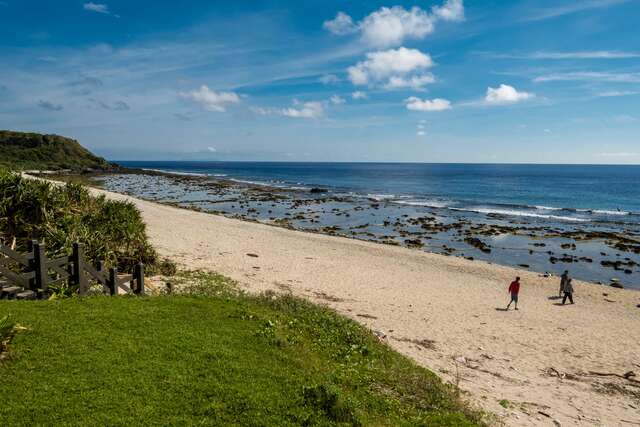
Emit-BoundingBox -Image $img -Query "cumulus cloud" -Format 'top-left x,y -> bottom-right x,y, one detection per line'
323,1 -> 464,48
352,91 -> 368,100
432,0 -> 465,21
179,85 -> 240,112
417,130 -> 426,136
319,74 -> 340,84
405,97 -> 452,111
359,6 -> 434,48
323,12 -> 358,35
207,146 -> 217,153
37,100 -> 63,111
347,47 -> 434,89
281,101 -> 324,119
330,95 -> 346,104
485,84 -> 534,104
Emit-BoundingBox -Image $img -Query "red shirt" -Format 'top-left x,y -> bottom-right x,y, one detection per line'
508,281 -> 520,294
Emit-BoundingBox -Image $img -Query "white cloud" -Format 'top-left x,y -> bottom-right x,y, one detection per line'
252,100 -> 326,119
179,85 -> 240,112
405,97 -> 452,111
485,84 -> 534,104
250,106 -> 272,116
417,130 -> 426,136
83,2 -> 118,17
323,12 -> 358,35
384,74 -> 435,90
319,74 -> 340,84
207,146 -> 217,153
347,47 -> 434,89
330,95 -> 346,105
323,1 -> 464,48
432,0 -> 465,21
359,6 -> 434,48
534,72 -> 640,83
351,91 -> 368,100
282,101 -> 324,119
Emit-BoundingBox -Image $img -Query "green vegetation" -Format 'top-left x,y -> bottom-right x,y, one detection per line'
0,272 -> 483,426
0,170 -> 163,274
0,315 -> 16,358
0,130 -> 112,171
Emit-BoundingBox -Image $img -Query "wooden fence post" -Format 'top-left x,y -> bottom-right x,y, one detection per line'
108,267 -> 117,296
134,263 -> 144,295
72,243 -> 89,296
33,241 -> 48,292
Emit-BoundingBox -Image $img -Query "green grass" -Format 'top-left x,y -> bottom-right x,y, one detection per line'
0,273 -> 483,426
0,130 -> 111,171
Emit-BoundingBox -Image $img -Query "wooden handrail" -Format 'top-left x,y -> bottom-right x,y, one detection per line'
0,240 -> 145,299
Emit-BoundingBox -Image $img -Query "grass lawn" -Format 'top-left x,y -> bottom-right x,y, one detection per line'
0,273 -> 483,426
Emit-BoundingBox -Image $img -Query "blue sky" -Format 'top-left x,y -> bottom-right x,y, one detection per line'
0,0 -> 639,163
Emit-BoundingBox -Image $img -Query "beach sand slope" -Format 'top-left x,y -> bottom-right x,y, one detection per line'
95,187 -> 640,426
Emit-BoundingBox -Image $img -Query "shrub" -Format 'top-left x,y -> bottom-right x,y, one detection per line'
0,171 -> 158,272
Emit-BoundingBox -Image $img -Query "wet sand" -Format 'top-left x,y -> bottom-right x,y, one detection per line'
88,185 -> 640,426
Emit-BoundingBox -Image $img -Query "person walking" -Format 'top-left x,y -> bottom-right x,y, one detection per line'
559,270 -> 569,297
562,278 -> 574,305
506,276 -> 521,310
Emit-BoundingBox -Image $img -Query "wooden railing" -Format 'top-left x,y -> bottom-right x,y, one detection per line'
0,240 -> 144,299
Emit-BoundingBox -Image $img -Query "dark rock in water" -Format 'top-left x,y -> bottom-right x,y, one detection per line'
464,237 -> 491,253
309,188 -> 328,193
610,282 -> 624,289
518,264 -> 530,268
624,269 -> 633,275
404,238 -> 423,248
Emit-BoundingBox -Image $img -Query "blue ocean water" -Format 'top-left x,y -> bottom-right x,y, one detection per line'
117,161 -> 640,225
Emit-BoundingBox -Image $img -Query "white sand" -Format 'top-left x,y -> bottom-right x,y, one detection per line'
96,187 -> 640,425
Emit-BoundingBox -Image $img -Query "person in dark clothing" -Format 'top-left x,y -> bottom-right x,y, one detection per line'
562,278 -> 574,305
506,276 -> 520,310
559,271 -> 569,297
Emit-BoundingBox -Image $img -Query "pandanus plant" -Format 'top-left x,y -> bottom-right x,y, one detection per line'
0,170 -> 158,272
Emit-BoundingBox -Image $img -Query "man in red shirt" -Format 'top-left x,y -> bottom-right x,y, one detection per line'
506,276 -> 520,310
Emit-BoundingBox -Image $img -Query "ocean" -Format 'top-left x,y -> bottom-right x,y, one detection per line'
106,161 -> 640,289
117,161 -> 640,224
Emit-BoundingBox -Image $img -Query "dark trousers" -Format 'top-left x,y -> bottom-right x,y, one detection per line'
562,292 -> 574,304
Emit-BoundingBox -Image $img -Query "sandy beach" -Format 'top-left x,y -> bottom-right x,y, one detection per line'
94,186 -> 640,426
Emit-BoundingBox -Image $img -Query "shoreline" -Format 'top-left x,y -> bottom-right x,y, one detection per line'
87,170 -> 640,290
85,183 -> 640,426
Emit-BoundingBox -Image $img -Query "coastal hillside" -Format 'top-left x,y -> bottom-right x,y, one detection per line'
0,130 -> 111,171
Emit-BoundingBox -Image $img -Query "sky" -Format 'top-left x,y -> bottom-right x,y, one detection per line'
0,0 -> 639,164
